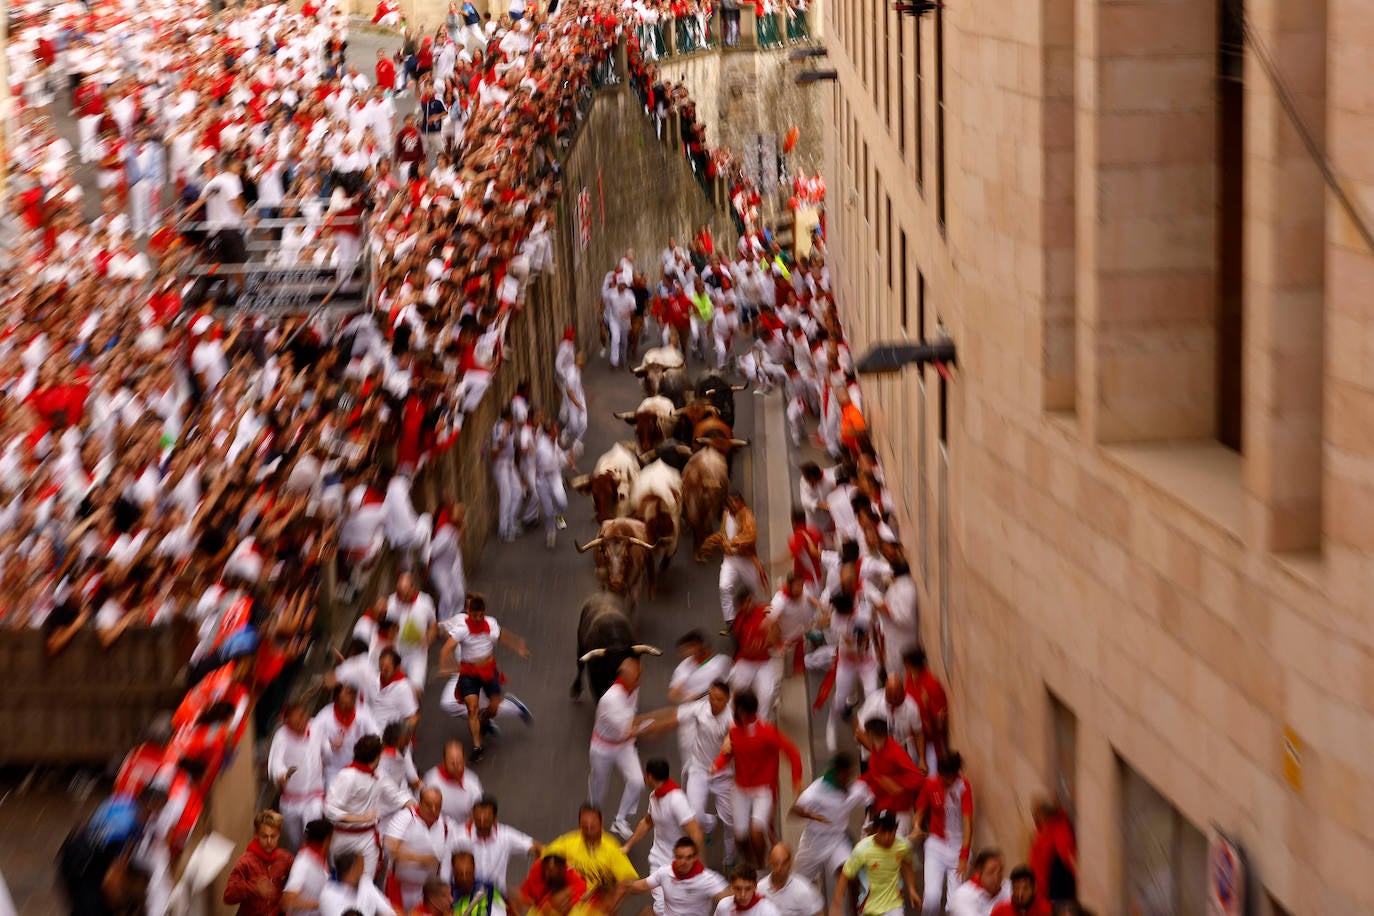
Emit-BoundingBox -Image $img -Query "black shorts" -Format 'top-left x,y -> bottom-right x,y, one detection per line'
212,228 -> 247,264
458,672 -> 502,699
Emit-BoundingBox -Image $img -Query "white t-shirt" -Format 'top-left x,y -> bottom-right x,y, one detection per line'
200,171 -> 245,229
424,765 -> 485,824
384,808 -> 459,885
669,653 -> 732,701
645,864 -> 730,916
282,847 -> 332,916
714,896 -> 780,916
318,879 -> 396,916
760,874 -> 825,916
454,822 -> 537,891
386,592 -> 437,655
444,613 -> 502,660
675,697 -> 731,772
648,785 -> 697,866
794,778 -> 866,844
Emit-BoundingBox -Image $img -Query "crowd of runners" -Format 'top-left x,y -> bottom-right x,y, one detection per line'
5,0 -> 1084,913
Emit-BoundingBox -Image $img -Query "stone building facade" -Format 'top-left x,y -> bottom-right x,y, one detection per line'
821,0 -> 1373,913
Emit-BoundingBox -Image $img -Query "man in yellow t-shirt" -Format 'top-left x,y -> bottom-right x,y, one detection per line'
831,811 -> 919,916
543,806 -> 639,912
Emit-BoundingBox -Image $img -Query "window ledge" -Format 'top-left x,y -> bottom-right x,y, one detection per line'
1101,440 -> 1245,542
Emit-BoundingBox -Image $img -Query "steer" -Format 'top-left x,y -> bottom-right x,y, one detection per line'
571,592 -> 662,700
694,371 -> 748,428
630,459 -> 683,585
692,415 -> 748,454
672,399 -> 718,444
632,346 -> 686,397
614,395 -> 676,453
639,439 -> 694,471
570,442 -> 641,521
655,366 -> 693,408
681,447 -> 731,558
577,517 -> 656,607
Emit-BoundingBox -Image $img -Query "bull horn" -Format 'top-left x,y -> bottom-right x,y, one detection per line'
613,410 -> 635,421
628,537 -> 657,550
630,644 -> 663,657
577,537 -> 604,552
632,364 -> 648,376
731,382 -> 749,391
672,407 -> 685,417
570,475 -> 591,492
729,438 -> 750,447
675,445 -> 692,456
579,648 -> 609,662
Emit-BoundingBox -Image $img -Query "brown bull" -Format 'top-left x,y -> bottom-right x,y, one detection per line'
577,517 -> 656,607
681,448 -> 730,558
691,415 -> 748,454
614,395 -> 676,453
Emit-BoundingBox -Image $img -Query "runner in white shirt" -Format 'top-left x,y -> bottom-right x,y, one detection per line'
760,843 -> 825,916
324,735 -> 417,880
382,788 -> 460,912
854,675 -> 925,769
666,631 -> 733,777
713,866 -> 780,916
623,758 -> 706,914
789,755 -> 870,883
385,572 -> 438,690
371,648 -> 421,729
423,740 -> 485,825
439,594 -> 531,761
281,820 -> 335,916
267,700 -> 326,849
623,836 -> 729,916
453,795 -> 541,893
656,681 -> 737,863
947,850 -> 1010,916
876,560 -> 919,677
588,656 -> 649,841
377,723 -> 422,794
317,850 -> 396,916
312,684 -> 380,788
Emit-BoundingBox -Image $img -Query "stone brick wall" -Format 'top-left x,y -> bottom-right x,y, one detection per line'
821,0 -> 1374,912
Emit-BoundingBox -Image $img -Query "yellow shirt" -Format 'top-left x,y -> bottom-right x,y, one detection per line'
841,836 -> 912,915
544,830 -> 639,892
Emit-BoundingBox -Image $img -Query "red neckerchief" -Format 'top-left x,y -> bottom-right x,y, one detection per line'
334,704 -> 357,728
652,778 -> 681,799
381,669 -> 407,689
672,860 -> 705,881
464,612 -> 490,635
438,766 -> 467,786
346,761 -> 375,775
247,838 -> 277,863
736,893 -> 766,911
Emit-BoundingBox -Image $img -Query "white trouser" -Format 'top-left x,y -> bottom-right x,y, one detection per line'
430,558 -> 465,623
713,333 -> 730,370
536,472 -> 567,535
494,459 -> 521,538
279,794 -> 324,850
792,827 -> 850,882
78,115 -> 100,160
335,232 -> 361,283
732,783 -> 773,836
400,647 -> 428,690
684,763 -> 735,860
786,396 -> 807,447
129,180 -> 161,235
588,738 -> 644,824
829,655 -> 880,737
562,399 -> 588,445
332,827 -> 381,880
922,836 -> 962,916
607,312 -> 631,367
690,315 -> 708,354
729,658 -> 778,720
719,557 -> 762,624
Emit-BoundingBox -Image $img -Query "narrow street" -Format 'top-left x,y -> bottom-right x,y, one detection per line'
409,345 -> 770,880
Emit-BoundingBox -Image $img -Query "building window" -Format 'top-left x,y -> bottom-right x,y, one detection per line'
917,269 -> 926,339
935,5 -> 946,231
1119,760 -> 1208,916
883,0 -> 892,131
900,230 -> 909,327
885,196 -> 893,290
1216,0 -> 1245,451
915,13 -> 924,190
1048,692 -> 1077,813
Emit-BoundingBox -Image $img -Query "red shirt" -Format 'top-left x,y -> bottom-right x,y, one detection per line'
787,523 -> 822,583
905,668 -> 949,755
376,57 -> 397,90
990,899 -> 1052,916
715,719 -> 802,790
733,605 -> 774,663
519,860 -> 588,908
861,739 -> 924,812
223,840 -> 294,916
914,775 -> 973,844
1028,811 -> 1077,900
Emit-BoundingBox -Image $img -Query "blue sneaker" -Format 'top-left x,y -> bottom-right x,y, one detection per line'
507,693 -> 535,726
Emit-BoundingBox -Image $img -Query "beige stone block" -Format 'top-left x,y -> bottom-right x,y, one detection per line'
1200,551 -> 1241,625
1096,110 -> 1215,165
1098,215 -> 1217,272
1094,271 -> 1215,328
1098,163 -> 1216,219
1075,470 -> 1132,538
1325,472 -> 1374,553
1098,2 -> 1216,57
1099,56 -> 1217,114
1327,378 -> 1374,454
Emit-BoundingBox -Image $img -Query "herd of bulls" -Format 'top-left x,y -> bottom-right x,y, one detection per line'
569,346 -> 751,700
